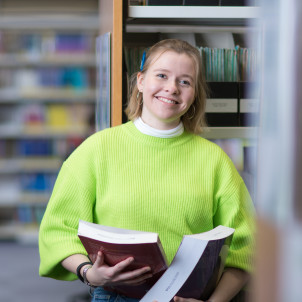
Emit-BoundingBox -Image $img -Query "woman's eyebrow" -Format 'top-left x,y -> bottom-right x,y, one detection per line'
152,68 -> 169,73
153,68 -> 194,80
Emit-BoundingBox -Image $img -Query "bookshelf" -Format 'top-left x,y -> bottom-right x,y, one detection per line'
202,127 -> 257,140
0,53 -> 96,67
100,1 -> 260,128
0,14 -> 99,30
0,9 -> 99,242
128,5 -> 260,21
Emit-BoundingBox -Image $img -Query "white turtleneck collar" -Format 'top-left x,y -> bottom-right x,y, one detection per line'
133,117 -> 184,138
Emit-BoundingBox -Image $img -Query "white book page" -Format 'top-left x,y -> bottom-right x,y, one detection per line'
187,225 -> 234,241
140,237 -> 208,302
78,220 -> 158,244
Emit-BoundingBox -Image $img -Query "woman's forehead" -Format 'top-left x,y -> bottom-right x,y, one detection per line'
149,50 -> 195,69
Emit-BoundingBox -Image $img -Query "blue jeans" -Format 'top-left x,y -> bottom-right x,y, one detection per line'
91,287 -> 140,302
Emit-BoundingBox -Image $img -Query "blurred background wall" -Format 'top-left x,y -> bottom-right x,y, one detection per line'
0,1 -> 98,301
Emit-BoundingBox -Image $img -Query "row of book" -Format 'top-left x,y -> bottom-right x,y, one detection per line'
16,204 -> 46,225
130,0 -> 258,6
124,46 -> 257,82
200,46 -> 257,82
20,173 -> 56,192
0,173 -> 54,203
1,172 -> 54,194
0,31 -> 96,55
0,206 -> 43,226
0,103 -> 94,131
17,140 -> 53,156
0,139 -> 85,160
0,67 -> 94,90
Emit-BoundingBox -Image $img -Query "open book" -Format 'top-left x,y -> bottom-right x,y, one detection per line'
78,220 -> 234,300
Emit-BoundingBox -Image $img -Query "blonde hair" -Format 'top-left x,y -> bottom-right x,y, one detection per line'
125,39 -> 208,134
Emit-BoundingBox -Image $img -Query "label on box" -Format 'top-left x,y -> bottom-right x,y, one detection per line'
206,99 -> 237,113
240,99 -> 259,113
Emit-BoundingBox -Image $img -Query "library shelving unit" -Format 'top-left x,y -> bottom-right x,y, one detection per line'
100,1 -> 260,139
0,14 -> 99,242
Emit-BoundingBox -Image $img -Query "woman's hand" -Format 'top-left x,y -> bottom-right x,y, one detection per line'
86,251 -> 153,287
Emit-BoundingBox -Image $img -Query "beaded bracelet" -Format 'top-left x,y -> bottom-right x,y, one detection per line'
76,261 -> 93,283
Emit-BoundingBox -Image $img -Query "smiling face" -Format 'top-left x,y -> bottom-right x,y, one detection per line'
137,50 -> 196,130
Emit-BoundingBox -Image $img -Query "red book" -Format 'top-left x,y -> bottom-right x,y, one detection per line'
77,220 -> 168,298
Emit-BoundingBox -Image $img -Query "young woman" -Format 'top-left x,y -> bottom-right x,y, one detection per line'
39,39 -> 255,302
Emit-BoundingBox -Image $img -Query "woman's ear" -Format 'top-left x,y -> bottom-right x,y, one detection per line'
137,72 -> 144,92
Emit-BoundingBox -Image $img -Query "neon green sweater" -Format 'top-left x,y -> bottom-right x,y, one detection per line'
39,121 -> 255,281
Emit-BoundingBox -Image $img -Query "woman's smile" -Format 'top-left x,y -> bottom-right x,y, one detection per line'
156,96 -> 179,105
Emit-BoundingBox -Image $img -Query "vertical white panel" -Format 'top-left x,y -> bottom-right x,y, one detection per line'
257,0 -> 296,223
257,0 -> 302,300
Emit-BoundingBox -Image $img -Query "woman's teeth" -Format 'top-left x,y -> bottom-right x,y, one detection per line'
157,97 -> 177,104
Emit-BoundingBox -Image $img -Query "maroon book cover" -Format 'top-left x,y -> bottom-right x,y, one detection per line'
140,226 -> 235,302
78,220 -> 168,298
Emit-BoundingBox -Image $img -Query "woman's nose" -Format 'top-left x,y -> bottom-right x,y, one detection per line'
165,80 -> 179,94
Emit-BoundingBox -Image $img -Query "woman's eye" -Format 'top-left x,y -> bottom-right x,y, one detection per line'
180,80 -> 191,86
157,74 -> 166,79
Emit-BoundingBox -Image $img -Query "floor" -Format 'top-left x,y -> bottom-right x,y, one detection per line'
0,242 -> 90,302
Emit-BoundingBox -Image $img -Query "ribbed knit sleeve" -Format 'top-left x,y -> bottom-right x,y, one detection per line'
213,153 -> 255,272
39,133 -> 100,280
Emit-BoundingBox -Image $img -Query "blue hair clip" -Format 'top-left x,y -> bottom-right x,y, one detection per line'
140,51 -> 146,71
